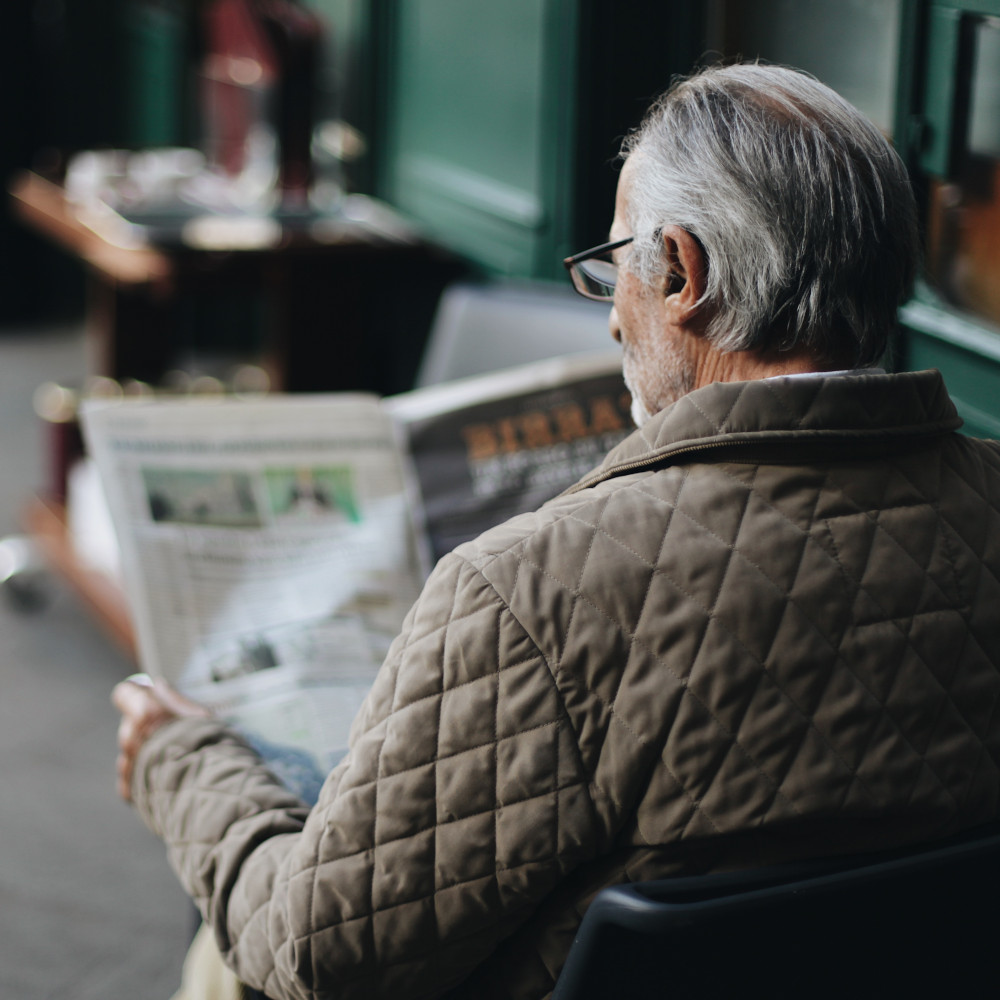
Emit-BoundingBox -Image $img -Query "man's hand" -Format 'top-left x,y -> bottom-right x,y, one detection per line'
111,676 -> 211,802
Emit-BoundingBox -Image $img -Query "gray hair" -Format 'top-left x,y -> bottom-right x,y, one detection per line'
622,63 -> 918,367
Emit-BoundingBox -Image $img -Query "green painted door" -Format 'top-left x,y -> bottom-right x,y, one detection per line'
376,0 -> 578,279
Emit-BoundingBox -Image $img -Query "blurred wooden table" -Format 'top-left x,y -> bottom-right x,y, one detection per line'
9,171 -> 463,394
21,495 -> 137,658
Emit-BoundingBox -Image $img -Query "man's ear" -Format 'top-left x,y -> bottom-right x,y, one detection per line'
659,225 -> 707,324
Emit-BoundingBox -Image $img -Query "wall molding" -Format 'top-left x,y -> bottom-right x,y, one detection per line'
398,155 -> 547,231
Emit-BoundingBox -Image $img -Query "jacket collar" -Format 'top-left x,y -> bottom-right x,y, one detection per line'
570,369 -> 962,493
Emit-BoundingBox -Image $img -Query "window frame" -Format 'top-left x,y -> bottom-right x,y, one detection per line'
894,0 -> 1000,438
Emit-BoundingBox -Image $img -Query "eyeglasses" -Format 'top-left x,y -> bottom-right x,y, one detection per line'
563,236 -> 634,301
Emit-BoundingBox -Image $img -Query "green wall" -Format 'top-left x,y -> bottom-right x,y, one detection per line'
378,0 -> 576,279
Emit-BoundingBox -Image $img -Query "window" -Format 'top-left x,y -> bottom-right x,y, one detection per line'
898,0 -> 1000,438
925,12 -> 1000,327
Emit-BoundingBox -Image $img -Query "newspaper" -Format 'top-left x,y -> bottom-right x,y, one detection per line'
81,353 -> 629,772
387,352 -> 631,565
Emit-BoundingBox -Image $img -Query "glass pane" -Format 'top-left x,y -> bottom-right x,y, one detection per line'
926,16 -> 1000,327
969,16 -> 1000,158
712,0 -> 901,134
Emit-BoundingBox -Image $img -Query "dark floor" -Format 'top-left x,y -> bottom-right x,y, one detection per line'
0,326 -> 192,999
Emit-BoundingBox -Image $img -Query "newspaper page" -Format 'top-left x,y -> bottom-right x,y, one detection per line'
81,394 -> 423,771
385,352 -> 632,566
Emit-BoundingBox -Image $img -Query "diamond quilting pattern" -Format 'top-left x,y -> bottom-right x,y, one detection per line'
435,744 -> 495,824
378,699 -> 441,779
373,764 -> 437,845
436,675 -> 499,758
132,372 -> 1000,1000
497,659 -> 563,737
482,384 -> 1000,847
372,827 -> 436,909
496,722 -> 560,805
433,812 -> 496,888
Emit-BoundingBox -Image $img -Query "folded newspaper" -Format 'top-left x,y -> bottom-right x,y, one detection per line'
81,353 -> 630,775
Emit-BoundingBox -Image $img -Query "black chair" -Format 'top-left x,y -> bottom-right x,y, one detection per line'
553,827 -> 1000,999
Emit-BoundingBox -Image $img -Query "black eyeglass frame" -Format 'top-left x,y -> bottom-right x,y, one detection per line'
562,236 -> 634,301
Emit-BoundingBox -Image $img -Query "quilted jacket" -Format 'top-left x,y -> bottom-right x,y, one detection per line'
133,369 -> 1000,1000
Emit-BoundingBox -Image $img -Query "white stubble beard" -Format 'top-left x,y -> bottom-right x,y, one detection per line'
622,336 -> 696,428
628,388 -> 654,428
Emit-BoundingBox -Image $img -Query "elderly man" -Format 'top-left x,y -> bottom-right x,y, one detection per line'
114,64 -> 1000,1000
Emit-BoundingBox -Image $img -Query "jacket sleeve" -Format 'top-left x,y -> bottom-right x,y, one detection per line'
131,550 -> 598,1000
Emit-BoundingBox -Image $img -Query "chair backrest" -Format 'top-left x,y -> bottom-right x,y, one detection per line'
415,280 -> 612,387
553,826 -> 1000,1000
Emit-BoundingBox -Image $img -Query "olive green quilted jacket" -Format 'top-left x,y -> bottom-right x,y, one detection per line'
133,369 -> 1000,1000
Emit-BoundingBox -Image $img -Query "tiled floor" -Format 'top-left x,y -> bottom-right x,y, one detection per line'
0,326 -> 192,999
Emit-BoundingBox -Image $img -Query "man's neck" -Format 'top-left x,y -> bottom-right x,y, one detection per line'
691,342 -> 842,389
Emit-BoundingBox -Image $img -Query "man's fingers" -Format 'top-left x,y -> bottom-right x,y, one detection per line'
117,712 -> 149,760
112,677 -> 209,721
113,683 -> 168,737
112,680 -> 170,803
111,677 -> 211,804
111,677 -> 156,715
151,678 -> 211,719
116,751 -> 134,802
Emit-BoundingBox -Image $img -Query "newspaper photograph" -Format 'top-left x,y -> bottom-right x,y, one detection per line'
81,394 -> 423,771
